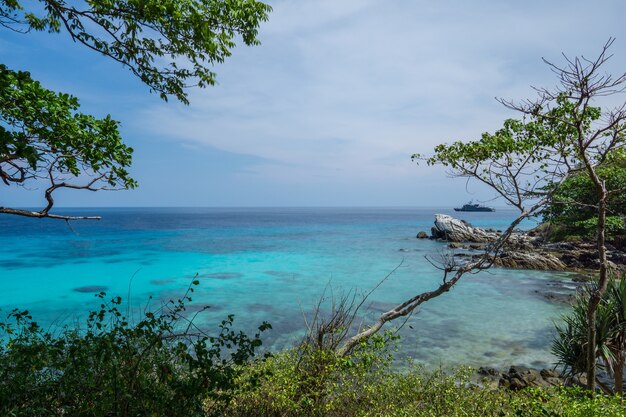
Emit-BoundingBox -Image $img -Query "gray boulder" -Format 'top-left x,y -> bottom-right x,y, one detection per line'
431,214 -> 496,243
416,231 -> 429,239
498,366 -> 563,390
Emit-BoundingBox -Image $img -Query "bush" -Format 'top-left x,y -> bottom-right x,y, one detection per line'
226,328 -> 397,416
1,282 -> 623,416
227,356 -> 625,417
222,288 -> 623,417
0,283 -> 270,416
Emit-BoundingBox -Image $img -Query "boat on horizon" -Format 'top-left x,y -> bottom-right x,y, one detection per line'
454,201 -> 495,212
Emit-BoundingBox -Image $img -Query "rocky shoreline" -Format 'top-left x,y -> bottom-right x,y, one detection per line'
417,214 -> 625,391
417,214 -> 626,274
473,366 -> 587,391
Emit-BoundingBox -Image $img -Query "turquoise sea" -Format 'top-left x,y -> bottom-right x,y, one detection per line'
0,207 -> 577,369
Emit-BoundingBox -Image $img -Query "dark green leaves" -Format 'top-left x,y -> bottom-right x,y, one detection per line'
2,0 -> 272,103
543,151 -> 626,239
0,64 -> 135,209
0,281 -> 271,415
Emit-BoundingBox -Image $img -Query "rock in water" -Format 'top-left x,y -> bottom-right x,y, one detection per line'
494,251 -> 566,271
498,366 -> 563,390
421,213 -> 625,273
432,214 -> 495,243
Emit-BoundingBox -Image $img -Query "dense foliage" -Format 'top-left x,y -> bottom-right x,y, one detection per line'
227,356 -> 625,417
543,151 -> 626,241
0,0 -> 272,103
1,0 -> 271,217
552,272 -> 626,395
0,65 -> 135,202
0,284 -> 270,416
1,287 -> 623,416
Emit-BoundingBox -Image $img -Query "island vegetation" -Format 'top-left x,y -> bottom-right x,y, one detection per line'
1,1 -> 626,416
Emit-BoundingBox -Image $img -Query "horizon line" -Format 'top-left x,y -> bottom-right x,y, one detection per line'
9,204 -> 516,210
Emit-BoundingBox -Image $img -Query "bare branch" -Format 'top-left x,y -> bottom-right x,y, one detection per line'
0,206 -> 100,220
337,198 -> 548,356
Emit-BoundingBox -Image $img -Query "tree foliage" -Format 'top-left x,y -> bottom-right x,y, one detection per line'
1,0 -> 271,218
420,96 -> 607,212
418,39 -> 626,391
543,151 -> 626,240
0,65 -> 135,219
0,0 -> 272,103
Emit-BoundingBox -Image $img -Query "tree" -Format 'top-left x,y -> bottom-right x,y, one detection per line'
0,0 -> 272,104
331,41 -> 626,396
552,273 -> 626,395
0,65 -> 135,220
420,40 -> 626,392
495,39 -> 626,392
0,0 -> 271,219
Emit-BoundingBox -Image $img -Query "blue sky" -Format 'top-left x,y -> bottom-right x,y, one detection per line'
2,0 -> 626,207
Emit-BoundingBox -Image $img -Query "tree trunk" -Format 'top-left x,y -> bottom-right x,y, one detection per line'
615,354 -> 624,395
586,184 -> 609,392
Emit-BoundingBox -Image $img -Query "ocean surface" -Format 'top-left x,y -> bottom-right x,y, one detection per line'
0,207 -> 578,369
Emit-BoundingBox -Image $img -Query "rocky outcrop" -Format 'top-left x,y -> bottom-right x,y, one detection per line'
494,251 -> 566,271
551,241 -> 626,270
474,366 -> 600,391
431,214 -> 497,243
500,367 -> 564,390
475,366 -> 565,390
422,214 -> 625,273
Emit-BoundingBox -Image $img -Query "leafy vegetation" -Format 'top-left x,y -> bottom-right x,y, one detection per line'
0,283 -> 270,416
553,272 -> 626,395
543,151 -> 626,241
226,307 -> 625,416
1,285 -> 623,416
0,0 -> 272,103
0,64 -> 136,219
227,356 -> 625,417
1,0 -> 271,218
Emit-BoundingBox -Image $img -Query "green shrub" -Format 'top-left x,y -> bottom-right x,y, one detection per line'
1,283 -> 623,416
226,330 -> 397,416
228,357 -> 626,417
552,272 -> 626,395
0,283 -> 270,416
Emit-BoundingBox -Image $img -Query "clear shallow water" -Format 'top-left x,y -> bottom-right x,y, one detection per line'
0,207 -> 575,369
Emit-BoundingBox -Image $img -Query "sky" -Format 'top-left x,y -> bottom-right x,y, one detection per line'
2,0 -> 626,207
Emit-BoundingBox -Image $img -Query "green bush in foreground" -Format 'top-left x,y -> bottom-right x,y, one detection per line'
0,284 -> 270,417
226,350 -> 625,417
0,287 -> 624,416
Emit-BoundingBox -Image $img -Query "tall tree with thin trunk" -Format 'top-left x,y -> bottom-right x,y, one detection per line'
333,43 -> 626,395
497,39 -> 626,391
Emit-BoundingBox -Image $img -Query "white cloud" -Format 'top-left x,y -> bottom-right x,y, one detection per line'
134,0 -> 626,203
